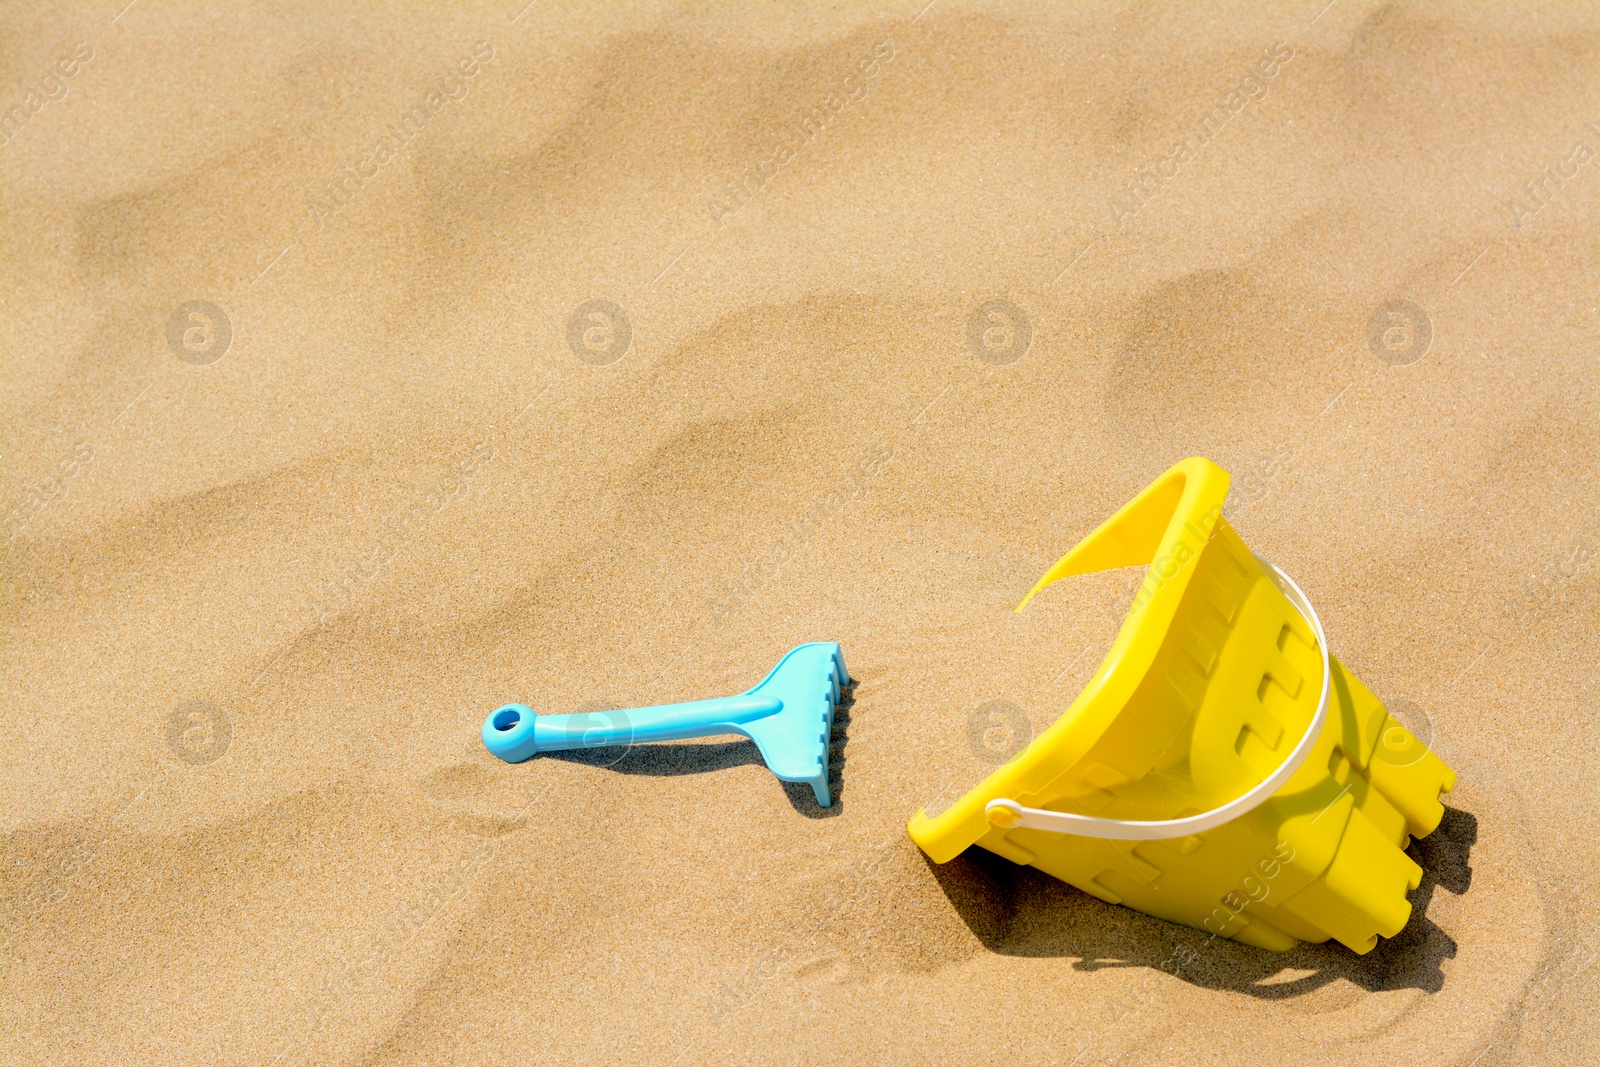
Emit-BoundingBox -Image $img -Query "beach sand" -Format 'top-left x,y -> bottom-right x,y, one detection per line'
2,2 -> 1596,1064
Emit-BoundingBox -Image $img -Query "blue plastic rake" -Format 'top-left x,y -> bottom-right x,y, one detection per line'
481,642 -> 849,807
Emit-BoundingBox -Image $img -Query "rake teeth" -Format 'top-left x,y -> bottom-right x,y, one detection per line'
817,675 -> 835,752
791,644 -> 844,804
820,650 -> 846,736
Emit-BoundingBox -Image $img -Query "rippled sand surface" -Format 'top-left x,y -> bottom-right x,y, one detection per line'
3,2 -> 1596,1064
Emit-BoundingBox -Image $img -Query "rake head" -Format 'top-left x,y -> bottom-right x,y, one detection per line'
739,642 -> 849,807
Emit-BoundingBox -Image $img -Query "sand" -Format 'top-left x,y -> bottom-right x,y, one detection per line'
2,1 -> 1596,1064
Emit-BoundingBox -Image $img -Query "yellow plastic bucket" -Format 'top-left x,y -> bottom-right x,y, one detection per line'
908,457 -> 1456,952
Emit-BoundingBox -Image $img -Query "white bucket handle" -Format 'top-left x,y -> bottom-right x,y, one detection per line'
986,555 -> 1331,841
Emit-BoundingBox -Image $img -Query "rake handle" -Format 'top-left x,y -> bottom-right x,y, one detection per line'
533,694 -> 780,750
